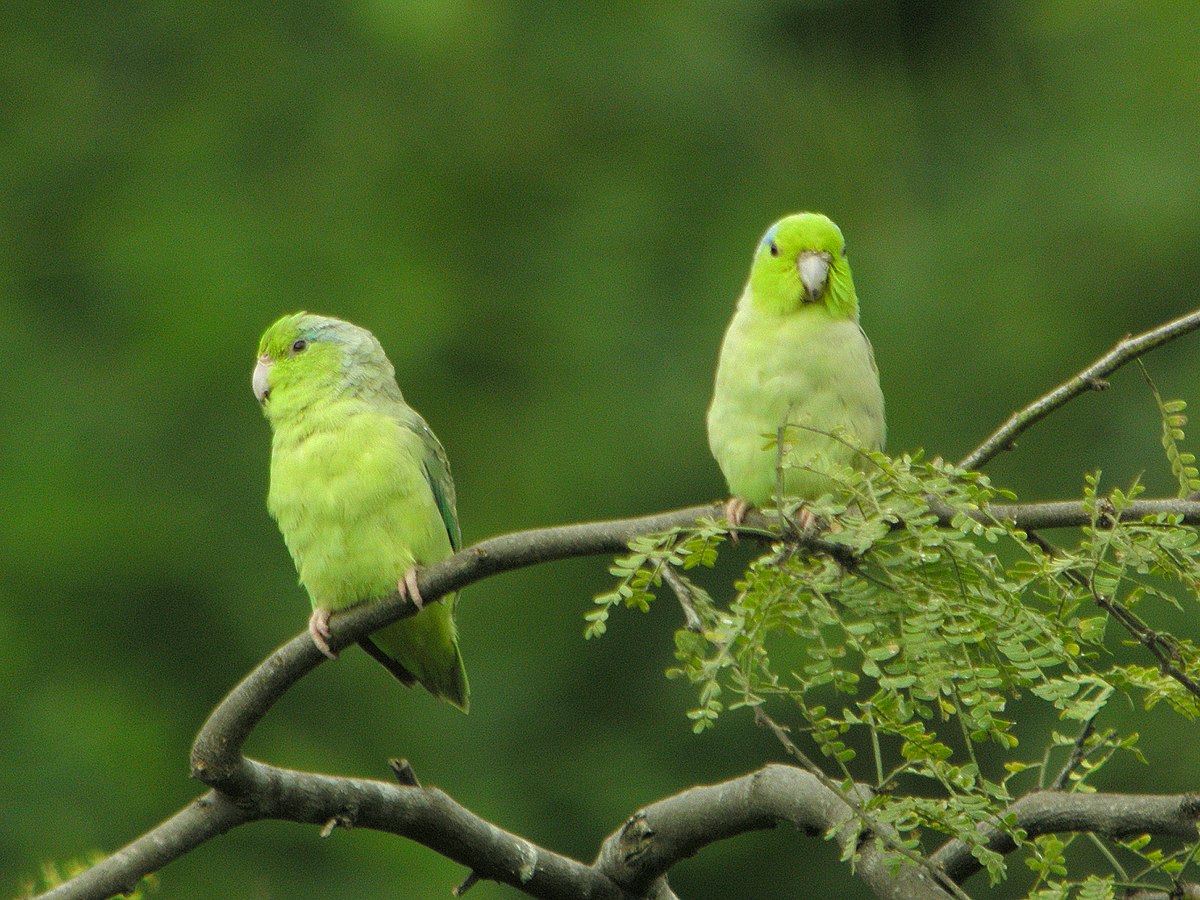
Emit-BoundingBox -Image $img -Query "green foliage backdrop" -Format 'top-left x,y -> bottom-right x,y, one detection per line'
5,2 -> 1200,897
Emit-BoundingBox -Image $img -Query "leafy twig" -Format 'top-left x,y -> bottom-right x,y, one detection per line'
1048,715 -> 1099,791
1022,529 -> 1200,704
754,708 -> 970,900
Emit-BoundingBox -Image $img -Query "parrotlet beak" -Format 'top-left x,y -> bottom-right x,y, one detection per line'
797,251 -> 832,303
253,355 -> 273,404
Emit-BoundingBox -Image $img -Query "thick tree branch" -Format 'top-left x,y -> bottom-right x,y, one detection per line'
38,497 -> 1200,899
595,763 -> 954,900
959,307 -> 1200,471
932,790 -> 1200,885
1125,886 -> 1200,900
35,792 -> 252,900
38,759 -> 974,900
39,763 -> 628,900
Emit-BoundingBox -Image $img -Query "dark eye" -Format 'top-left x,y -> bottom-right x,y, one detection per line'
768,241 -> 780,257
291,338 -> 308,354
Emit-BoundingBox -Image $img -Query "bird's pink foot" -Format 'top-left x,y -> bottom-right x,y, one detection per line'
398,568 -> 424,609
309,607 -> 338,659
796,505 -> 818,531
791,504 -> 831,535
724,496 -> 752,541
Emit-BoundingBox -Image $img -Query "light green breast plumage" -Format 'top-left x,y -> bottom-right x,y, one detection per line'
269,401 -> 451,605
268,393 -> 468,710
707,297 -> 885,507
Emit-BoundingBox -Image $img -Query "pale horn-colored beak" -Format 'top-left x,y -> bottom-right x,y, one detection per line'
797,251 -> 832,303
252,355 -> 273,404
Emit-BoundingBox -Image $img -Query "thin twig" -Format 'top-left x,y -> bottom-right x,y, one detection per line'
1049,715 -> 1099,792
959,307 -> 1200,471
389,758 -> 421,788
1085,831 -> 1129,882
660,566 -> 704,633
453,871 -> 481,896
1173,838 -> 1200,897
1091,588 -> 1200,702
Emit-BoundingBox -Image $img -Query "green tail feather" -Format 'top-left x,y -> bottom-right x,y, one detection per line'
364,600 -> 470,713
441,644 -> 470,713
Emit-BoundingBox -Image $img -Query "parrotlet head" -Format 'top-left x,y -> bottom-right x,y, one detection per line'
253,312 -> 402,421
747,212 -> 858,319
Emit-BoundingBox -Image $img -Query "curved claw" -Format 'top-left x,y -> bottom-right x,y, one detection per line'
398,568 -> 424,610
309,607 -> 338,659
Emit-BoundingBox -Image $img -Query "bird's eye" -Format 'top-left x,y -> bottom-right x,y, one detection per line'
768,241 -> 780,257
291,338 -> 308,354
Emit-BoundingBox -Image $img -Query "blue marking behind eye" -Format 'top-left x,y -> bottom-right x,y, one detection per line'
760,222 -> 781,249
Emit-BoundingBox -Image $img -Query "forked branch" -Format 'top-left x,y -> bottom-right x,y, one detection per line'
35,493 -> 1200,899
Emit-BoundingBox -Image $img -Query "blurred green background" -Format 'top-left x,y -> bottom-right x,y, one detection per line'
5,1 -> 1200,897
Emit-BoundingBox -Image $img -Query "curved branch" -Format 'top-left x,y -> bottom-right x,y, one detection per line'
37,763 -> 629,900
959,307 -> 1200,471
38,763 -> 956,900
38,497 -> 1200,899
932,790 -> 1200,885
190,504 -> 738,785
191,498 -> 1200,784
596,764 -> 956,900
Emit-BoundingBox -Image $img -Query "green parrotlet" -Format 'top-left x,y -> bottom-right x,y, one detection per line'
254,312 -> 469,711
707,212 -> 886,526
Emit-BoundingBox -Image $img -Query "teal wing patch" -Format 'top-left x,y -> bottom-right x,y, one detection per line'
401,411 -> 461,552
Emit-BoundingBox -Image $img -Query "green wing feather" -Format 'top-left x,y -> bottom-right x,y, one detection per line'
358,408 -> 470,712
362,408 -> 470,711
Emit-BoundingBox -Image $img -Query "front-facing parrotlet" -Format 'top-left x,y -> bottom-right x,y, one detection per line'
706,212 -> 886,526
254,312 -> 469,711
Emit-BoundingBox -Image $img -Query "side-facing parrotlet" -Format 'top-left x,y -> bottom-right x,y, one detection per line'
706,212 -> 886,526
253,312 -> 469,711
